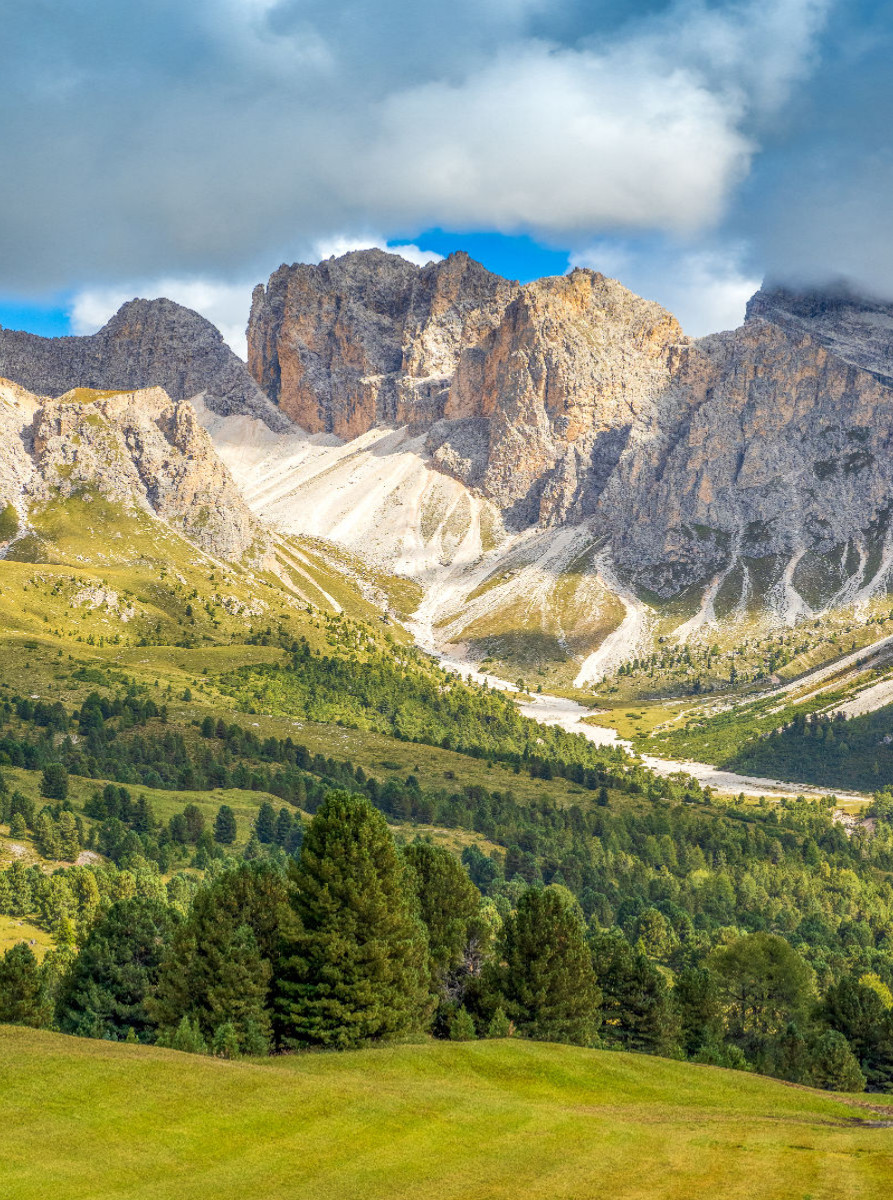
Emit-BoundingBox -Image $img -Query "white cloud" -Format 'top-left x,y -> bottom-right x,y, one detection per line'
571,240 -> 760,335
312,237 -> 443,267
0,0 -> 832,291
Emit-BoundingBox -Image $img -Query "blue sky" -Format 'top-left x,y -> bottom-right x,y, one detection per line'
2,2 -> 891,354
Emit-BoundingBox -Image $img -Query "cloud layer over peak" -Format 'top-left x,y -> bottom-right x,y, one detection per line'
0,0 -> 834,296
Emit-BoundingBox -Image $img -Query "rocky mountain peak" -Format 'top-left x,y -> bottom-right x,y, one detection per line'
0,379 -> 263,562
247,248 -> 518,437
433,267 -> 687,525
0,297 -> 288,431
746,282 -> 893,385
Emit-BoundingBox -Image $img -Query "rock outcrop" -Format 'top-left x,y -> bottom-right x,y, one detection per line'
0,379 -> 262,561
0,299 -> 289,431
247,250 -> 517,436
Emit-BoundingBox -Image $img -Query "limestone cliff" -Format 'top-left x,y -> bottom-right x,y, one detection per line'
746,284 -> 893,385
247,249 -> 517,436
0,299 -> 289,431
431,269 -> 686,526
605,318 -> 893,601
246,250 -> 893,607
0,380 -> 262,561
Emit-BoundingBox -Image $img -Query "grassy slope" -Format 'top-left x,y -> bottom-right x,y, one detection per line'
2,1029 -> 891,1200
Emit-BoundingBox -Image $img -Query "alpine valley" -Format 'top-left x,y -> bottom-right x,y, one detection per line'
4,251 -> 893,1197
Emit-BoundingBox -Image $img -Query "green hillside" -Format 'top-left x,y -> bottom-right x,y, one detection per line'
2,1028 -> 891,1200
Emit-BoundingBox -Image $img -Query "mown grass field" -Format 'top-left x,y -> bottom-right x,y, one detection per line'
2,1028 -> 892,1200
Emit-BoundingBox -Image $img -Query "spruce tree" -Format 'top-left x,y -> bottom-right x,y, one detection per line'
255,802 -> 276,844
808,1030 -> 866,1092
40,762 -> 68,801
276,791 -> 431,1049
402,842 -> 481,976
0,943 -> 52,1027
497,887 -> 600,1046
591,929 -> 679,1055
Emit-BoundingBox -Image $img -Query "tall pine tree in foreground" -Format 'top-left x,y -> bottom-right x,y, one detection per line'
276,791 -> 431,1049
497,886 -> 600,1046
57,897 -> 179,1041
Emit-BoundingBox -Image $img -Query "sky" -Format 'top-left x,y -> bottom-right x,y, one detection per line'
1,0 -> 891,357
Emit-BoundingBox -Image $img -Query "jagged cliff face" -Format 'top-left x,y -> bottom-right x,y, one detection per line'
606,318 -> 893,602
247,249 -> 517,436
746,284 -> 893,385
247,251 -> 893,611
432,269 -> 686,526
0,380 -> 261,561
0,299 -> 289,431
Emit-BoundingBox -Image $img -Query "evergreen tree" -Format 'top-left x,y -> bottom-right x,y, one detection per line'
150,862 -> 288,1052
0,943 -> 52,1027
807,1030 -> 866,1093
40,763 -> 69,801
819,976 -> 893,1091
276,791 -> 431,1049
57,811 -> 81,860
497,887 -> 600,1046
183,804 -> 206,843
160,1015 -> 207,1054
402,842 -> 481,977
709,933 -> 816,1053
57,897 -> 178,1041
675,966 -> 724,1057
214,804 -> 237,845
448,1006 -> 477,1041
591,929 -> 679,1055
34,812 -> 61,860
275,806 -> 294,847
255,802 -> 276,844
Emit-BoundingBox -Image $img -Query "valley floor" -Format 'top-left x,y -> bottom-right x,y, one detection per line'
2,1028 -> 892,1200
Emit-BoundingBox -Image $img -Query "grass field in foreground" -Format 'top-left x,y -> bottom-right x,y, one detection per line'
2,1029 -> 892,1200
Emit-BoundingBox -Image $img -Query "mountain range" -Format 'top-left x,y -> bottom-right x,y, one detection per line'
4,250 -> 893,690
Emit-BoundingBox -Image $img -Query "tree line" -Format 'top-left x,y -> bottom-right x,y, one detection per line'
2,790 -> 890,1093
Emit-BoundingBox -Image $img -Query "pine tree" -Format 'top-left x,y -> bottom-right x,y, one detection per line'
486,1007 -> 512,1038
211,1021 -> 241,1059
162,1015 -> 207,1054
214,804 -> 237,845
276,791 -> 431,1049
57,811 -> 81,860
497,887 -> 600,1046
255,802 -> 276,844
0,943 -> 52,1027
57,897 -> 179,1041
448,1006 -> 477,1041
591,929 -> 679,1055
150,862 -> 287,1052
40,762 -> 68,801
807,1030 -> 866,1092
402,842 -> 481,977
275,807 -> 294,847
34,812 -> 61,860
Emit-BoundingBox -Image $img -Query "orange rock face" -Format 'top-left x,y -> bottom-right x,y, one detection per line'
247,249 -> 516,438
